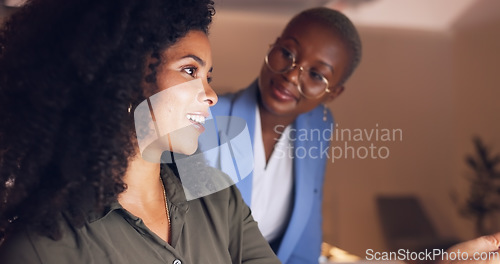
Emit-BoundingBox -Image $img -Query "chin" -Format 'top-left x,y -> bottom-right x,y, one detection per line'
170,132 -> 199,156
178,145 -> 198,156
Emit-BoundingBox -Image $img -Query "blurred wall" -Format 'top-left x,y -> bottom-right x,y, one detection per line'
450,17 -> 500,239
209,8 -> 500,256
210,10 -> 288,93
323,26 -> 457,255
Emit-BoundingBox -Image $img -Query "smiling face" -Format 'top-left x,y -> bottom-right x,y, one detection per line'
258,16 -> 352,119
136,30 -> 217,161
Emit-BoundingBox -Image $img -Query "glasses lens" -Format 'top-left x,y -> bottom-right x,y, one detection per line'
266,45 -> 329,98
266,46 -> 294,73
299,70 -> 329,98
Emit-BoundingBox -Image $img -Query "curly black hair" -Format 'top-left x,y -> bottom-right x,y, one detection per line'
0,0 -> 214,240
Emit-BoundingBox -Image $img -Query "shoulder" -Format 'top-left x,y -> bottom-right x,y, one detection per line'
189,169 -> 248,229
295,105 -> 334,139
194,167 -> 240,202
178,160 -> 236,201
187,167 -> 245,217
0,215 -> 89,264
0,218 -> 80,264
0,228 -> 42,264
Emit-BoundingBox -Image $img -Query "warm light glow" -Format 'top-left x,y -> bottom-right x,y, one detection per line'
326,0 -> 476,31
321,242 -> 361,262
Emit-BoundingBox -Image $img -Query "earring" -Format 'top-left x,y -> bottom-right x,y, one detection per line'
127,103 -> 132,114
323,104 -> 327,122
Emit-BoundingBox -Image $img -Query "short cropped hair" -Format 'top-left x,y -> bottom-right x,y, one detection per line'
290,7 -> 362,85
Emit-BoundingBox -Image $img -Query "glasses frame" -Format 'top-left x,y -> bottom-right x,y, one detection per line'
264,44 -> 331,99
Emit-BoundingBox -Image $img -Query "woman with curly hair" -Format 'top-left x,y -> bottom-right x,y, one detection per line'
0,0 -> 280,263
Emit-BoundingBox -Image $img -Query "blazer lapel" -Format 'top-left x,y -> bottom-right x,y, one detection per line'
230,81 -> 258,206
277,112 -> 321,262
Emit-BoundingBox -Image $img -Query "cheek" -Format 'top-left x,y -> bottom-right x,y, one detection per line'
258,65 -> 273,90
148,90 -> 187,135
150,79 -> 205,132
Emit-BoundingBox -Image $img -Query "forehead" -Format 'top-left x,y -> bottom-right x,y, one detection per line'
162,30 -> 212,61
281,16 -> 347,51
281,17 -> 351,70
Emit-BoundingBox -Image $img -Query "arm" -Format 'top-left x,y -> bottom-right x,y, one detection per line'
438,233 -> 500,264
281,182 -> 323,264
288,201 -> 323,264
240,203 -> 281,264
227,185 -> 281,264
282,106 -> 330,264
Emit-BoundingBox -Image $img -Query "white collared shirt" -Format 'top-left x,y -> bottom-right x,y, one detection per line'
251,107 -> 294,242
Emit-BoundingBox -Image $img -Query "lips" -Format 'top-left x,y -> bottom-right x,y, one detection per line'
186,112 -> 208,133
270,81 -> 299,102
186,114 -> 205,125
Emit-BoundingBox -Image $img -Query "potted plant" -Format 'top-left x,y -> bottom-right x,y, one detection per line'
456,137 -> 500,236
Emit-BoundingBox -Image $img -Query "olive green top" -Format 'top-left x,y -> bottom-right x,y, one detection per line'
0,167 -> 280,264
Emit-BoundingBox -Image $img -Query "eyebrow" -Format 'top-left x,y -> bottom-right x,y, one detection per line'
181,54 -> 213,72
287,36 -> 301,47
319,61 -> 334,75
182,54 -> 205,67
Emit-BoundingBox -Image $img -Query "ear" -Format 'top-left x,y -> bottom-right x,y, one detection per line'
323,85 -> 345,103
144,53 -> 161,83
142,53 -> 161,96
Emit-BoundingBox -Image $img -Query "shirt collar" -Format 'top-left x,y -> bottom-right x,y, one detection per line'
87,165 -> 189,223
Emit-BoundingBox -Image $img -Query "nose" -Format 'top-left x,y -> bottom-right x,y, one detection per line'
282,64 -> 301,87
202,81 -> 218,106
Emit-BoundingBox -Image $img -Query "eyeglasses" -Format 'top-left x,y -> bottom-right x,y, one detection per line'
265,44 -> 330,99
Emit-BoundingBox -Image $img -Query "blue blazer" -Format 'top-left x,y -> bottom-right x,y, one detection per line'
208,80 -> 334,264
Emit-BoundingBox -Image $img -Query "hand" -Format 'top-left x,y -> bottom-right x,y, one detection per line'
438,233 -> 500,263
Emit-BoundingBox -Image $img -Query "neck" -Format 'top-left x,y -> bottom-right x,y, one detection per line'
257,104 -> 296,163
119,152 -> 171,244
258,103 -> 297,135
120,153 -> 163,203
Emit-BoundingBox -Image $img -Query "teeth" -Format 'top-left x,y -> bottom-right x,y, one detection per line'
187,114 -> 205,124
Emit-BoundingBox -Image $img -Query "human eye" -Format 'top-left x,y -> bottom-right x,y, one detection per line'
280,47 -> 294,61
206,67 -> 213,84
182,66 -> 197,78
309,69 -> 325,82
